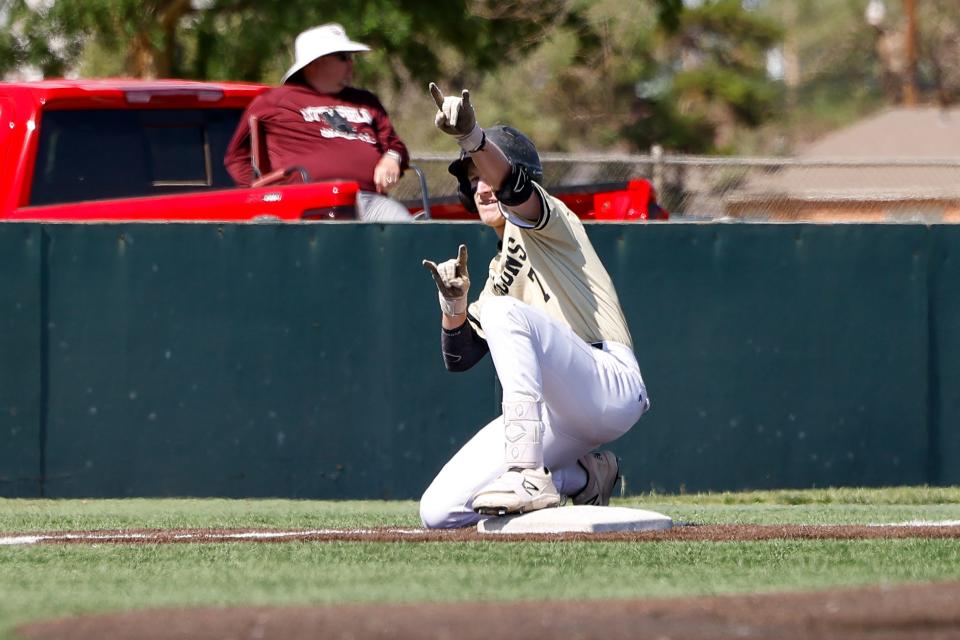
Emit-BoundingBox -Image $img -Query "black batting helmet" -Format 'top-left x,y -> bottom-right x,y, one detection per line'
448,125 -> 543,214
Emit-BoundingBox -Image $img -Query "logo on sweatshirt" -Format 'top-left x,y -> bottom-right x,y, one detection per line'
300,105 -> 375,144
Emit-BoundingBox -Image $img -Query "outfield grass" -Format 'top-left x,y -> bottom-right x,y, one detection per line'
2,488 -> 959,640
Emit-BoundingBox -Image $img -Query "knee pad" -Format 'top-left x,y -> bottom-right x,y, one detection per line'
502,399 -> 543,469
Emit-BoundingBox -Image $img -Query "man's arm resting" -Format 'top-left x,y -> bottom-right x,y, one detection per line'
441,318 -> 489,372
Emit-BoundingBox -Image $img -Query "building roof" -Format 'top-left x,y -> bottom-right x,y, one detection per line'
732,106 -> 960,204
799,106 -> 960,158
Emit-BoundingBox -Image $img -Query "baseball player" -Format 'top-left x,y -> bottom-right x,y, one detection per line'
419,84 -> 650,529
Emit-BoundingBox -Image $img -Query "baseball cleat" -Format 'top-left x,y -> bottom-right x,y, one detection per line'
472,467 -> 561,515
572,451 -> 620,506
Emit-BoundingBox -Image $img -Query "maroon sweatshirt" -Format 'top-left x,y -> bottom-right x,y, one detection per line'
224,83 -> 409,192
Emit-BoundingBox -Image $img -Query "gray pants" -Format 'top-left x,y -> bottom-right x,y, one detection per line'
356,191 -> 413,223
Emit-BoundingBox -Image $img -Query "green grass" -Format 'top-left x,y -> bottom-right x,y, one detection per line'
4,486 -> 959,532
2,487 -> 960,640
0,498 -> 420,533
629,485 -> 960,505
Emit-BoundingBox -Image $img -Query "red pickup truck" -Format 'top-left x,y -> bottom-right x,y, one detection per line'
0,78 -> 666,222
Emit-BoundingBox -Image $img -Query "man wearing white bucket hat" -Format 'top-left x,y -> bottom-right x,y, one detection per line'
225,24 -> 412,222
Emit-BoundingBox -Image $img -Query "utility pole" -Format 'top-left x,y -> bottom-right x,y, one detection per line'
903,0 -> 918,106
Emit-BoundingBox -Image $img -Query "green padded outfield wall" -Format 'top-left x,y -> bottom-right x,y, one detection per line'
0,222 -> 957,498
0,225 -> 43,496
605,224 -> 932,492
37,223 -> 500,499
931,226 -> 960,486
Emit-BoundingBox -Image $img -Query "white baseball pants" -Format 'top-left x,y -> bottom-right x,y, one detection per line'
420,296 -> 649,529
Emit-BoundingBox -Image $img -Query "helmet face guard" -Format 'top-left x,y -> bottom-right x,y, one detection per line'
448,155 -> 479,213
447,125 -> 543,214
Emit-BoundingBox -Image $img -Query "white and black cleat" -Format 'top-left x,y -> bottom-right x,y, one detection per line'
472,467 -> 561,516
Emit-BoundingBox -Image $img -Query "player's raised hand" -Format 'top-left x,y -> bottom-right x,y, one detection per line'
422,244 -> 470,316
429,83 -> 484,152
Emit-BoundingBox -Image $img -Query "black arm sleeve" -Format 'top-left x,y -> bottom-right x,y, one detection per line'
441,319 -> 489,372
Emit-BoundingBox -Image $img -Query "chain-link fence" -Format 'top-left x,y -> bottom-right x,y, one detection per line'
396,152 -> 960,222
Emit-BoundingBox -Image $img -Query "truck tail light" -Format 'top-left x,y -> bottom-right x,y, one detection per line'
125,88 -> 224,103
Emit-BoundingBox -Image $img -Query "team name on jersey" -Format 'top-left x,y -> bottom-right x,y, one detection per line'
493,236 -> 551,303
493,237 -> 527,295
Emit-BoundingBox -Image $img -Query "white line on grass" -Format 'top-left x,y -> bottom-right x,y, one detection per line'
868,520 -> 960,527
0,536 -> 42,546
0,529 -> 424,546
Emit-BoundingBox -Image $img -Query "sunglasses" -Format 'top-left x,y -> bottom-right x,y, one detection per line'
330,52 -> 354,62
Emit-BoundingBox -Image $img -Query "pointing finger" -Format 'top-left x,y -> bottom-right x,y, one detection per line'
456,244 -> 468,271
461,89 -> 471,111
429,83 -> 444,109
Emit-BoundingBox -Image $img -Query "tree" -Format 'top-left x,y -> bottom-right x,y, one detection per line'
456,0 -> 781,153
0,0 -> 546,80
0,0 -> 684,82
0,0 -> 687,151
640,0 -> 783,152
750,0 -> 960,152
0,1 -> 521,80
1,0 -> 84,78
907,0 -> 960,106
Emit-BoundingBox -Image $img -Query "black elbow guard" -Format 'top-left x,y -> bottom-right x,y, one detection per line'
496,162 -> 535,207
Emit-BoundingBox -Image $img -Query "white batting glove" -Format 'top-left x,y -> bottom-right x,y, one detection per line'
429,83 -> 485,153
422,244 -> 470,316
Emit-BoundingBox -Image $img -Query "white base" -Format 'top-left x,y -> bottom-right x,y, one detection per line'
477,505 -> 672,534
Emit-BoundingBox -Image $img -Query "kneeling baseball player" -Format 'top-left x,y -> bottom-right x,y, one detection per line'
419,84 -> 650,529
